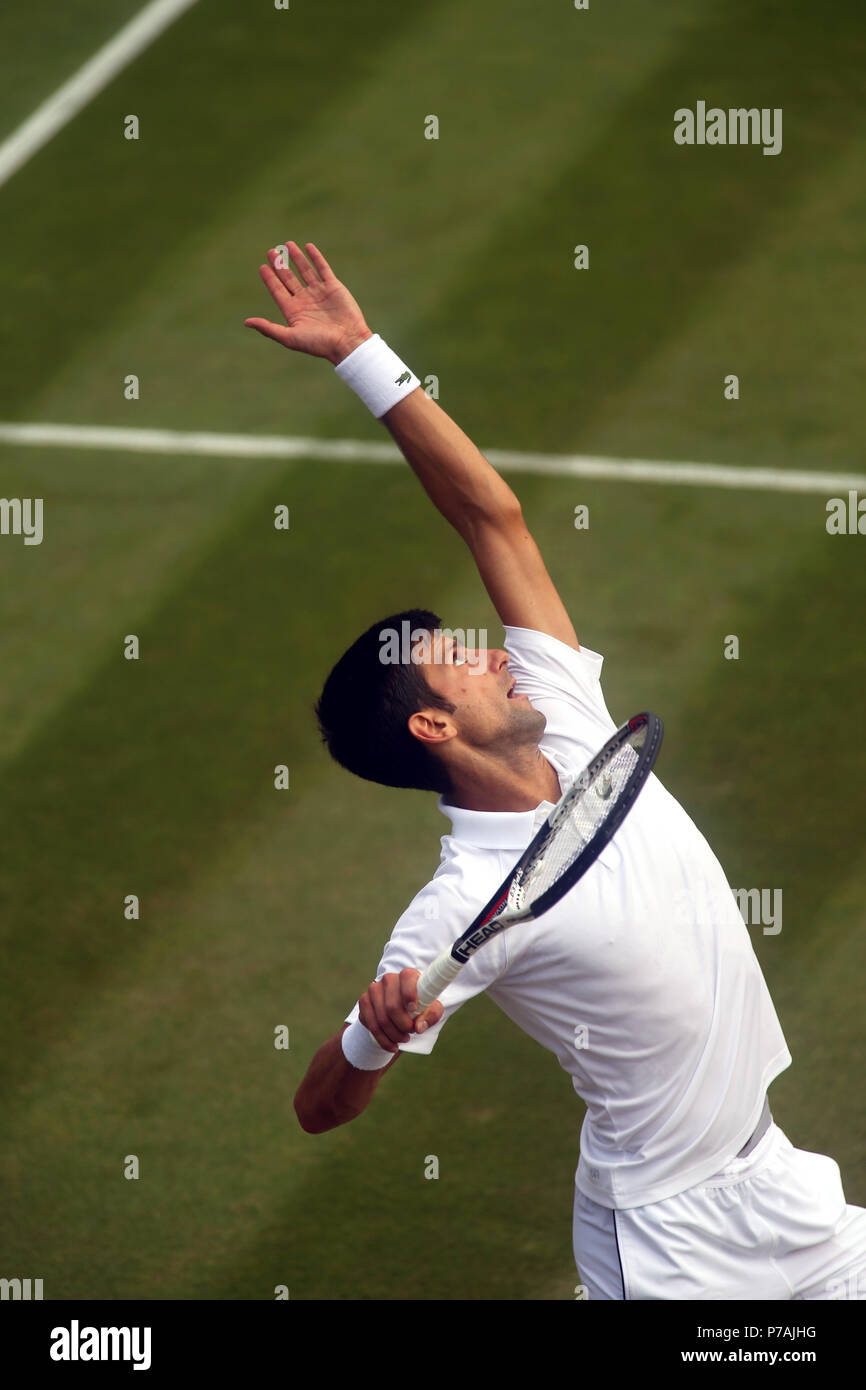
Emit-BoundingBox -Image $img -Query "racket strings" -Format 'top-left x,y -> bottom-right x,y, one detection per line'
511,741 -> 640,908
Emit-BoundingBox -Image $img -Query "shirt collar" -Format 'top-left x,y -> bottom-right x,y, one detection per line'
437,747 -> 576,849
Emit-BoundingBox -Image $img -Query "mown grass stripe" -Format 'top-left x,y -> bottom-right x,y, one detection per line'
0,0 -> 199,190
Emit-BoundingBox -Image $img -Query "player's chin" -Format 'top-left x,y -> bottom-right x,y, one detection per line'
508,700 -> 546,736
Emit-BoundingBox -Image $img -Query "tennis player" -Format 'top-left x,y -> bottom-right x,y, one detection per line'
246,241 -> 866,1300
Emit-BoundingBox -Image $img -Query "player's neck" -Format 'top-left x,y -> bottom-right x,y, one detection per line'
443,746 -> 562,813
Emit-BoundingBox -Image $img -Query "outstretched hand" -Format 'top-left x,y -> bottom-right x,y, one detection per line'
244,240 -> 373,365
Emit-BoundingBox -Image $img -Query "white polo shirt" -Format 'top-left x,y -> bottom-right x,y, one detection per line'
344,626 -> 792,1209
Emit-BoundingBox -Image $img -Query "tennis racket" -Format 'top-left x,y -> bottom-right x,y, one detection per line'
412,711 -> 663,1014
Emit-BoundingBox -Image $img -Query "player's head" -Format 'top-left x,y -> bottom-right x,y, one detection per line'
404,625 -> 547,783
315,609 -> 457,793
316,610 -> 544,794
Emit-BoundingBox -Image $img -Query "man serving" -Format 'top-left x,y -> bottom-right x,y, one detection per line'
246,241 -> 866,1300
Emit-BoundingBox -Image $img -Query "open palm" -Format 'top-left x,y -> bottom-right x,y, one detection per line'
245,240 -> 372,365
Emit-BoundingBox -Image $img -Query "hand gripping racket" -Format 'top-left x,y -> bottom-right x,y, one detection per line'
412,712 -> 663,1014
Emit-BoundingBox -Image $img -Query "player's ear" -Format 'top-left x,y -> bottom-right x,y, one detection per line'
408,709 -> 457,746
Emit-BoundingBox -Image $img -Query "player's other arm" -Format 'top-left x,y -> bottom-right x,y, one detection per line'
245,240 -> 578,651
293,1026 -> 400,1134
294,970 -> 443,1134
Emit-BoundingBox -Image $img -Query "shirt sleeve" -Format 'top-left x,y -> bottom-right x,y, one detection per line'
503,625 -> 619,757
344,872 -> 510,1056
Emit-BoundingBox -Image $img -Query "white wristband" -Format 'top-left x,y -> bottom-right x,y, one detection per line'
341,1016 -> 396,1070
334,333 -> 421,418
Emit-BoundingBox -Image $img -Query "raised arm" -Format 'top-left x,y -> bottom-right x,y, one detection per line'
246,240 -> 578,650
379,391 -> 578,650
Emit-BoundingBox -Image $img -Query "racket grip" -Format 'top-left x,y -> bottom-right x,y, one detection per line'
412,950 -> 463,1014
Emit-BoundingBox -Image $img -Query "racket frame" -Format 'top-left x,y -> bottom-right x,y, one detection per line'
412,711 -> 663,1011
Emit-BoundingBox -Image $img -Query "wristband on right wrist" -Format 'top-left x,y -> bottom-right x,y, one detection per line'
334,333 -> 421,418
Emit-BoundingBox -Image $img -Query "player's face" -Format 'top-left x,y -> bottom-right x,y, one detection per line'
417,633 -> 546,751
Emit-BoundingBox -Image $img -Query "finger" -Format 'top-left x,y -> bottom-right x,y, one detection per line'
368,980 -> 411,1048
399,969 -> 444,1033
257,262 -> 298,318
266,249 -> 304,297
357,989 -> 399,1052
384,973 -> 415,1036
284,239 -> 318,289
304,241 -> 337,283
399,967 -> 421,1017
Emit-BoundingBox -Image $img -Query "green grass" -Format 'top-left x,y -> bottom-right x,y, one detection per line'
0,0 -> 145,135
0,0 -> 864,1300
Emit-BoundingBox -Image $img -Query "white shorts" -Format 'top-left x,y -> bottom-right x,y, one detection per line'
573,1123 -> 866,1300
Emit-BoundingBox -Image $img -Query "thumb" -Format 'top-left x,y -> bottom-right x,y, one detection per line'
244,318 -> 300,349
414,999 -> 444,1033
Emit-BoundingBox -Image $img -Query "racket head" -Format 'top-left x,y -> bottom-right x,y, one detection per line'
506,711 -> 663,920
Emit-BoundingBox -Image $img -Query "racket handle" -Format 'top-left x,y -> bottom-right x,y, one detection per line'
412,950 -> 463,1015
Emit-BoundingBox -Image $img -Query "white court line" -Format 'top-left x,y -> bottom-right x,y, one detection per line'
0,422 -> 863,496
0,0 -> 200,191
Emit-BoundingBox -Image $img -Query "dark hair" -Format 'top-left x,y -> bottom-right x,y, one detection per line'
315,609 -> 457,793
